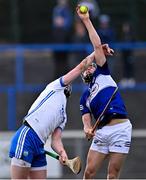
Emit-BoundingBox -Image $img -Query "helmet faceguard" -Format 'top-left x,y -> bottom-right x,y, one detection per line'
81,73 -> 93,84
81,63 -> 97,84
64,84 -> 72,98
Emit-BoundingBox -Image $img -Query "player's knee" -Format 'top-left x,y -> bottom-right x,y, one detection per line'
107,166 -> 120,179
84,167 -> 96,178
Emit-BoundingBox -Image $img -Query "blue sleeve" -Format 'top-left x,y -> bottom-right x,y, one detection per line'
97,61 -> 110,74
80,91 -> 91,116
59,77 -> 66,87
93,61 -> 111,78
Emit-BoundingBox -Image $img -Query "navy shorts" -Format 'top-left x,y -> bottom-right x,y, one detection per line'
9,125 -> 47,168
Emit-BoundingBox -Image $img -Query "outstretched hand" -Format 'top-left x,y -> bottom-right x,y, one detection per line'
76,5 -> 89,21
102,44 -> 114,56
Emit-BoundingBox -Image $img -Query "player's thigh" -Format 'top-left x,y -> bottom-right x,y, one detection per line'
11,165 -> 30,179
86,149 -> 107,171
29,169 -> 47,179
30,152 -> 47,178
108,152 -> 127,173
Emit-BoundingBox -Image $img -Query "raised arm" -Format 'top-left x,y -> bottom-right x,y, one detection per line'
63,51 -> 95,85
76,6 -> 106,66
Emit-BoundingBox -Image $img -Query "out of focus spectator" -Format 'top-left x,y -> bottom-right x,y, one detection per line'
69,19 -> 89,68
51,0 -> 73,79
98,14 -> 116,44
119,22 -> 136,87
97,14 -> 116,74
77,0 -> 100,20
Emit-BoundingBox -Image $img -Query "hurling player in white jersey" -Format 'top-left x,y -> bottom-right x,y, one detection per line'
76,6 -> 132,180
9,44 -> 113,179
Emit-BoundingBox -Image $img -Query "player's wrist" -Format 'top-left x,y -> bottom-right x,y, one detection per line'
82,16 -> 89,20
59,150 -> 67,157
82,18 -> 90,25
84,126 -> 92,132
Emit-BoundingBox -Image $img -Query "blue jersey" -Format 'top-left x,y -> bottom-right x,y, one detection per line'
80,62 -> 127,125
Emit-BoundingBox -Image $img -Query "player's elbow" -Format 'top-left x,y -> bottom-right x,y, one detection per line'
94,47 -> 106,66
95,55 -> 106,67
51,138 -> 57,150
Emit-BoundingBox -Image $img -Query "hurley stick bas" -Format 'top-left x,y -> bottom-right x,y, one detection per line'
45,150 -> 82,174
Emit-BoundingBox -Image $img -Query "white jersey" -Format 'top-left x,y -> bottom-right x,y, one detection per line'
24,77 -> 67,144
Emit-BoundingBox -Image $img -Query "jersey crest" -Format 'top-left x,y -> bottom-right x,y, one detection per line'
89,83 -> 99,100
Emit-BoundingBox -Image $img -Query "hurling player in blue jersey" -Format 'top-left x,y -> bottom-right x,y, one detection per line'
77,6 -> 132,180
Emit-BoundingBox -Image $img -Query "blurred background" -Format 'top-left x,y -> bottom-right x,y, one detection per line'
0,0 -> 146,179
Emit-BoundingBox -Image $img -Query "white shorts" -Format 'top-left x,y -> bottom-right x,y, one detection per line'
90,120 -> 132,154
